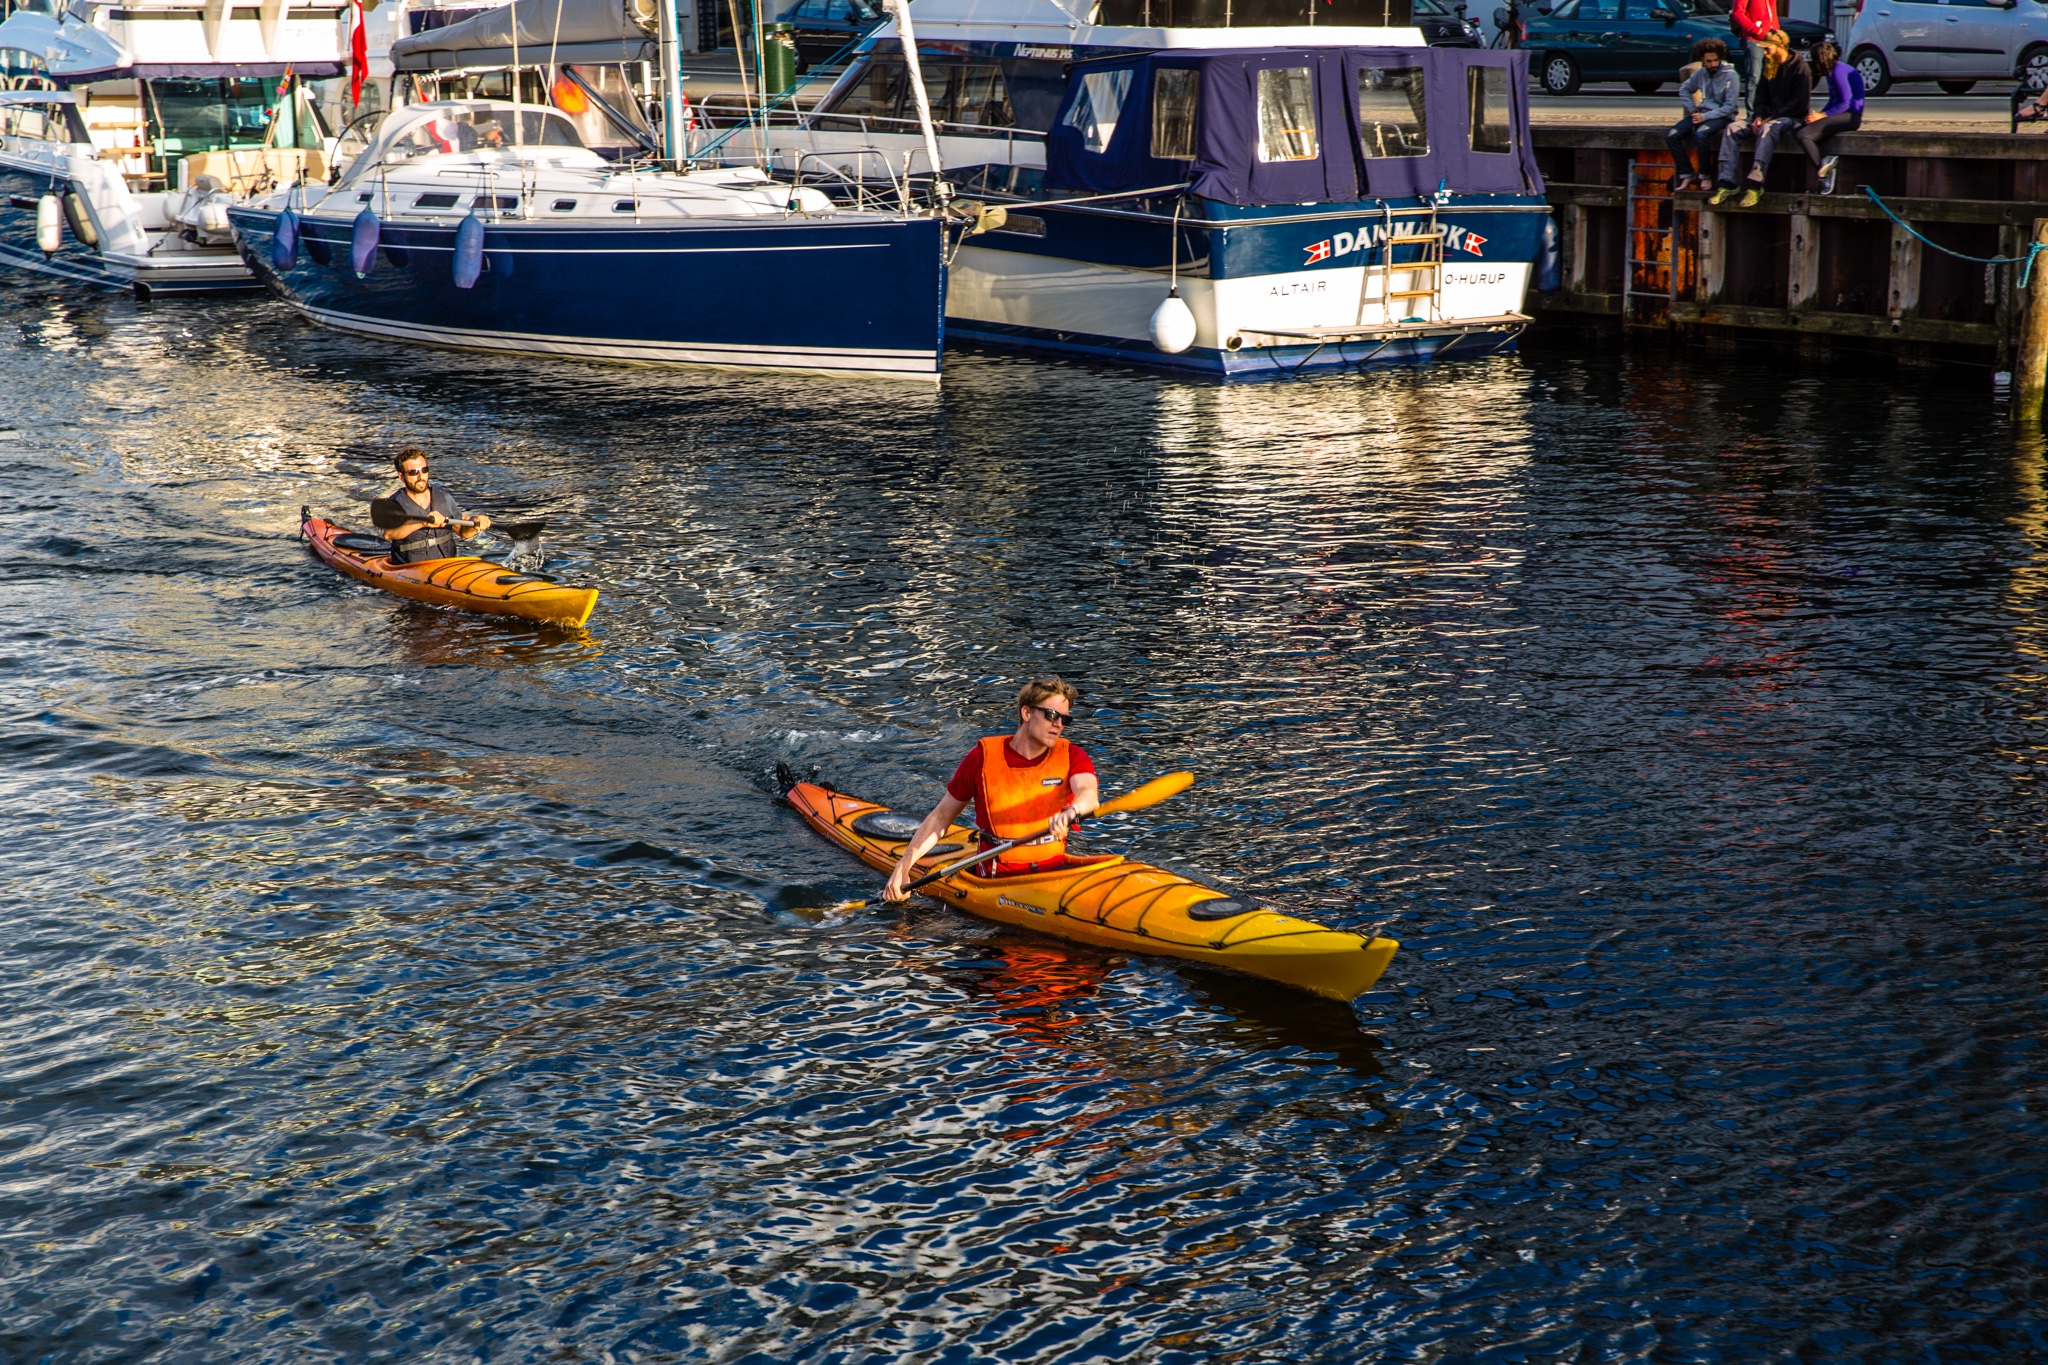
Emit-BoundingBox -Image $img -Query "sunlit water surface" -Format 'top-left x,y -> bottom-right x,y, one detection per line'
3,277 -> 2045,1364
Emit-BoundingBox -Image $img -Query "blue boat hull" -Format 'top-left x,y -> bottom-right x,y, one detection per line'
228,206 -> 948,379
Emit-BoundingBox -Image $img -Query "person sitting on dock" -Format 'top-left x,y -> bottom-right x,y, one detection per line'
1666,39 -> 1738,193
380,447 -> 490,564
1729,0 -> 1778,113
881,677 -> 1101,900
1709,30 -> 1811,210
1796,41 -> 1863,196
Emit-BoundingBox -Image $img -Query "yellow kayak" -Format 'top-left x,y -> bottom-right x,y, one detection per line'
302,509 -> 597,628
781,775 -> 1398,1002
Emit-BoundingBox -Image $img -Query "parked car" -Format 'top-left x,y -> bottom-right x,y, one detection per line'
1415,0 -> 1488,46
773,0 -> 885,70
1523,0 -> 1831,94
1844,0 -> 2048,95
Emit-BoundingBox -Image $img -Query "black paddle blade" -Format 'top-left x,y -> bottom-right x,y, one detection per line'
773,762 -> 801,798
368,497 -> 408,530
498,519 -> 546,541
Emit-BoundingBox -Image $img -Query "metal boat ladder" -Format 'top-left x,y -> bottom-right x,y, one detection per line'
1360,201 -> 1445,325
1624,159 -> 1678,324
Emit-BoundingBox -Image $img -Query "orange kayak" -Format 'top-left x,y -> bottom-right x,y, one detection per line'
781,775 -> 1399,1002
301,510 -> 597,628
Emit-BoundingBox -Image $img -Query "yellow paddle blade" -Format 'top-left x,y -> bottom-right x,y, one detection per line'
1095,771 -> 1194,817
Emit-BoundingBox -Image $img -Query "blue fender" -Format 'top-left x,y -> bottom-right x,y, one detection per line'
351,208 -> 380,278
1536,213 -> 1562,294
452,212 -> 484,289
271,208 -> 298,270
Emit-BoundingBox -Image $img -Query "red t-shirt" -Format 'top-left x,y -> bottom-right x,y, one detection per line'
946,739 -> 1095,831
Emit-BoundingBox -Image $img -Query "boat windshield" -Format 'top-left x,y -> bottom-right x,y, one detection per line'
0,94 -> 89,145
335,103 -> 585,189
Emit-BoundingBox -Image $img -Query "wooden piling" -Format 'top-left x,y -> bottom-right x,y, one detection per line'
2015,219 -> 2048,421
1530,127 -> 2048,357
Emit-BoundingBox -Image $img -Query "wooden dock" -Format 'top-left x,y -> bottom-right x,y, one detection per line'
1530,125 -> 2048,365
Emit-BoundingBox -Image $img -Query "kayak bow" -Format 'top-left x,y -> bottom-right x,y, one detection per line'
781,776 -> 1399,1002
301,508 -> 597,628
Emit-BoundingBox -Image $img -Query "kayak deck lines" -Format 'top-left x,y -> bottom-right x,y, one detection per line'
301,511 -> 598,628
782,777 -> 1398,1002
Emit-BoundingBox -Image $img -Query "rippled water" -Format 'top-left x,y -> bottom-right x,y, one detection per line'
4,275 -> 2046,1363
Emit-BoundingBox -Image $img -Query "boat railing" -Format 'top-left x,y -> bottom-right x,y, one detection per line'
798,111 -> 1047,148
787,148 -> 935,215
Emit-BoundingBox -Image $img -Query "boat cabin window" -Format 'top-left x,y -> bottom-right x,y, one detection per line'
1064,69 -> 1132,154
1093,0 -> 1404,24
810,56 -> 1027,133
946,65 -> 1013,129
0,99 -> 90,145
1468,66 -> 1512,154
413,192 -> 460,209
1255,67 -> 1316,163
473,194 -> 520,209
1357,66 -> 1426,158
1150,68 -> 1199,161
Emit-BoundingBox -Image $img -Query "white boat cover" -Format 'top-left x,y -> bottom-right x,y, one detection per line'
389,0 -> 658,72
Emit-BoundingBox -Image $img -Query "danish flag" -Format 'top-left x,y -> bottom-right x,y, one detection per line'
1462,231 -> 1489,256
1303,238 -> 1332,264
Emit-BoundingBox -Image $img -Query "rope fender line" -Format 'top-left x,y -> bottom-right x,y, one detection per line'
1861,185 -> 2048,288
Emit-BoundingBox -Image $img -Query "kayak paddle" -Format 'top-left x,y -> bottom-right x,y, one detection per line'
369,497 -> 546,546
817,770 -> 1195,914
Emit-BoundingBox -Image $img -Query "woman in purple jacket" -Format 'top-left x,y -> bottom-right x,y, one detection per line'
1797,42 -> 1864,195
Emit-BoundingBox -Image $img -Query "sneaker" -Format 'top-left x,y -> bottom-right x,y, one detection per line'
1820,156 -> 1839,195
1707,185 -> 1736,205
1737,187 -> 1762,208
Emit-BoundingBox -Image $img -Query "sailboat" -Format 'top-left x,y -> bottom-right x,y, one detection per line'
225,0 -> 952,378
0,0 -> 342,295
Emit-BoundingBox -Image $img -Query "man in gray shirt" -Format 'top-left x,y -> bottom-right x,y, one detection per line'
379,447 -> 491,565
1665,39 -> 1739,192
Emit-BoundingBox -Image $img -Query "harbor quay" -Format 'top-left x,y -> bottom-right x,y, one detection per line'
1517,86 -> 2048,404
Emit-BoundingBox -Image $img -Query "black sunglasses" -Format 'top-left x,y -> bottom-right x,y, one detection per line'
402,465 -> 429,476
1031,705 -> 1072,726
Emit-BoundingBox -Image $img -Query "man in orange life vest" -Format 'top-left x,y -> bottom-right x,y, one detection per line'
882,677 -> 1100,902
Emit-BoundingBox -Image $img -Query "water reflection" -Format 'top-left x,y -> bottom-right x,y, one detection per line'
4,288 -> 2048,1361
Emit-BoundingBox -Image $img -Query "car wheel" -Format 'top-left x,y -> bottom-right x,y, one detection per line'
1542,52 -> 1583,95
1629,79 -> 1663,94
1937,79 -> 1975,95
1851,46 -> 1892,97
2020,44 -> 2048,91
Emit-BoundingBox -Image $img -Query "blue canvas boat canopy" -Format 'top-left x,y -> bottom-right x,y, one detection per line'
1044,46 -> 1542,205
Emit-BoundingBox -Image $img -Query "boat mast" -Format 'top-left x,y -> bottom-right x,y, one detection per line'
888,0 -> 947,206
659,0 -> 687,164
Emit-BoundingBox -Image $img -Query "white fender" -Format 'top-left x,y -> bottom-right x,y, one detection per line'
1149,291 -> 1197,354
35,193 -> 62,255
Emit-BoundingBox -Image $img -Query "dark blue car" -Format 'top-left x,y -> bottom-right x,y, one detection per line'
1521,0 -> 1830,94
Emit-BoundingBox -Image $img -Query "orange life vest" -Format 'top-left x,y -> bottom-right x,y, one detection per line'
974,734 -> 1073,874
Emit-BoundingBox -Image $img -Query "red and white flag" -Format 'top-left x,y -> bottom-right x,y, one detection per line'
348,0 -> 367,108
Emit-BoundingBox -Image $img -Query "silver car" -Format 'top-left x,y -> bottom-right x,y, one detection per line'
1846,0 -> 2048,94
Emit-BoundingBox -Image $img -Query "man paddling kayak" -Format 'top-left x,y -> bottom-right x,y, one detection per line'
380,447 -> 491,564
882,677 -> 1101,901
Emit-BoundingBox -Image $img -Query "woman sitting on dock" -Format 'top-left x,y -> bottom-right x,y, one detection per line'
1795,42 -> 1863,196
1709,30 -> 1812,210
